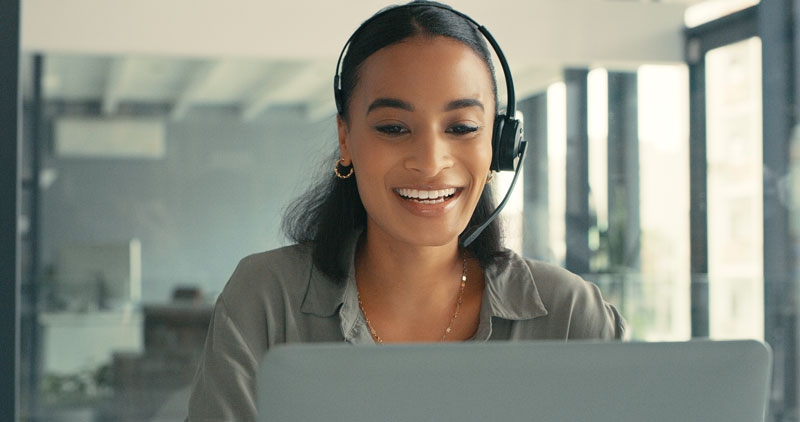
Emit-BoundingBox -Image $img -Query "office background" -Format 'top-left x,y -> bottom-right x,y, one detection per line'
2,0 -> 799,420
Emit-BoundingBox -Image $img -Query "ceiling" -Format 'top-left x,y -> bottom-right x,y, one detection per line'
22,54 -> 339,122
19,0 -> 752,123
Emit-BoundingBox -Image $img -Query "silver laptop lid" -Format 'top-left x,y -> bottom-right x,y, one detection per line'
257,340 -> 771,422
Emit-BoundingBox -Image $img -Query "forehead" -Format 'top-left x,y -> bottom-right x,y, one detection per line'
353,36 -> 495,106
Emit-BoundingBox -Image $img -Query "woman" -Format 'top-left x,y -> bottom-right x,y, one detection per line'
187,2 -> 626,420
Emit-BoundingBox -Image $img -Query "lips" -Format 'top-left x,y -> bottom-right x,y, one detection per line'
395,187 -> 458,204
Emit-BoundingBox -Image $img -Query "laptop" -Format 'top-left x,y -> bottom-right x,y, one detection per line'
257,340 -> 772,422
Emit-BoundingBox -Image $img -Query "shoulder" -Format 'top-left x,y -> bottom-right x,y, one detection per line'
230,243 -> 314,280
489,251 -> 627,340
488,251 -> 599,305
521,257 -> 598,303
217,243 -> 314,308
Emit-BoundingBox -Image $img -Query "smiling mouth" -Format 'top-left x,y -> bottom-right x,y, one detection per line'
395,187 -> 458,204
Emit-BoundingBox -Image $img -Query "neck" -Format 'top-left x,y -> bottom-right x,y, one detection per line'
355,228 -> 463,305
354,225 -> 485,343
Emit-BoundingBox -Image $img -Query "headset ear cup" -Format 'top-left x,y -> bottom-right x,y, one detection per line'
491,116 -> 505,172
505,117 -> 522,171
492,115 -> 522,172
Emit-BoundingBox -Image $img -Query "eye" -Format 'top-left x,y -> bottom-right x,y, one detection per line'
375,124 -> 409,136
446,124 -> 480,135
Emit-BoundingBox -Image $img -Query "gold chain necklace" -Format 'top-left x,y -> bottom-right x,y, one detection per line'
357,253 -> 467,344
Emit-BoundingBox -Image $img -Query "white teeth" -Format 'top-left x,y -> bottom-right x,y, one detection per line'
397,187 -> 457,201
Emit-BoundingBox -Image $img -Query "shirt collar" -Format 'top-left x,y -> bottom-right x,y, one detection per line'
299,230 -> 360,319
299,229 -> 374,343
482,252 -> 548,320
299,231 -> 549,331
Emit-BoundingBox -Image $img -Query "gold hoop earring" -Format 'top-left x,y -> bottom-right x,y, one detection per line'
334,158 -> 354,179
485,171 -> 494,184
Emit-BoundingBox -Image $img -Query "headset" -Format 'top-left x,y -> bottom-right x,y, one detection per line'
333,2 -> 527,247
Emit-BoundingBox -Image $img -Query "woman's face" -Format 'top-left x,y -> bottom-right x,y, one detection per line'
338,35 -> 495,248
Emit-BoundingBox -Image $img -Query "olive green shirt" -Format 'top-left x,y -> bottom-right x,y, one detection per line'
187,234 -> 626,421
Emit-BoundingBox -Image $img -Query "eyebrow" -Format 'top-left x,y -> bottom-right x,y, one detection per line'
366,97 -> 486,114
367,98 -> 414,114
445,98 -> 485,112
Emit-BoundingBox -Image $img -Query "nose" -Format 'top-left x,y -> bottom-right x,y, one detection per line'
404,128 -> 454,177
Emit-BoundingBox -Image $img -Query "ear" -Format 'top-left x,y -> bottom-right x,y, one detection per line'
337,115 -> 352,165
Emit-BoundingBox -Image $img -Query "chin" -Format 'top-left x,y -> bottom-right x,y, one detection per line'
366,213 -> 469,248
397,228 -> 464,248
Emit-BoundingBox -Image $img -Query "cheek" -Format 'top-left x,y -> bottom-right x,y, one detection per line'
482,139 -> 494,166
470,136 -> 494,175
346,131 -> 373,172
349,140 -> 394,199
350,142 -> 386,178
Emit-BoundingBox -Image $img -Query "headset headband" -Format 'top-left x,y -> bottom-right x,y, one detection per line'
333,2 -> 516,116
